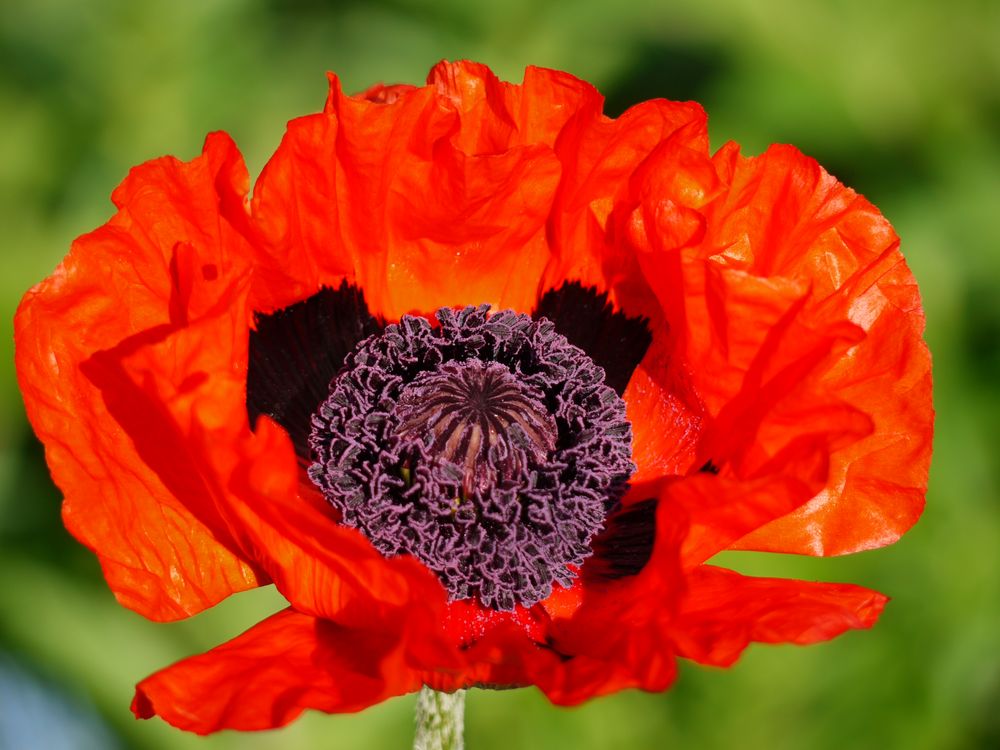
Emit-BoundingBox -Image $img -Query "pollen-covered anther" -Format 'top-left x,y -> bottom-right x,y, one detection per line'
393,360 -> 557,498
308,305 -> 636,611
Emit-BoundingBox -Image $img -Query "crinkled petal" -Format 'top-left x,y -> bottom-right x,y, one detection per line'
133,608 -> 423,733
252,65 -> 564,320
624,333 -> 703,483
440,618 -> 679,705
628,140 -> 931,556
702,145 -> 933,554
425,61 -> 600,154
14,133 -> 261,621
113,282 -> 458,669
664,474 -> 820,569
542,91 -> 709,301
520,486 -> 686,701
735,247 -> 931,554
672,566 -> 886,667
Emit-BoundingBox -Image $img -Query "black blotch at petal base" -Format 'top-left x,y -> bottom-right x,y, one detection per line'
533,282 -> 653,396
246,282 -> 382,462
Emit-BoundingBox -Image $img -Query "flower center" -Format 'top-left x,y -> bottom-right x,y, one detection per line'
393,360 -> 557,499
308,305 -> 635,611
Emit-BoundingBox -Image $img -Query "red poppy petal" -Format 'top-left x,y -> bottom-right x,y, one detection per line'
423,617 -> 678,705
133,608 -> 423,734
663,474 -> 816,569
734,249 -> 932,554
249,81 -> 443,311
672,565 -> 887,667
542,93 -> 709,299
703,145 -> 933,555
14,133 -> 260,621
624,332 -> 704,483
112,294 -> 458,669
359,82 -> 418,104
630,216 -> 875,561
371,141 -> 560,316
688,270 -> 876,487
425,61 -> 601,154
501,487 -> 687,701
472,622 -> 678,705
252,69 -> 563,320
628,140 -> 931,555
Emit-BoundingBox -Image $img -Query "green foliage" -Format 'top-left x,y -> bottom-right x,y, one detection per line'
1,1 -> 997,747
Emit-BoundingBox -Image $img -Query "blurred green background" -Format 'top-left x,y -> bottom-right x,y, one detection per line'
1,0 -> 997,748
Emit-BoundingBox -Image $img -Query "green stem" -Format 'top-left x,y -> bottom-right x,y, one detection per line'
413,686 -> 466,750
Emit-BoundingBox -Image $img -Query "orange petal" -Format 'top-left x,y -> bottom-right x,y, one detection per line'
631,141 -> 931,555
252,67 -> 565,320
543,94 -> 709,299
133,608 -> 424,733
706,145 -> 933,555
114,290 -> 458,668
624,331 -> 704,484
14,133 -> 260,621
672,565 -> 887,667
735,248 -> 931,554
425,60 -> 616,156
425,614 -> 678,705
462,619 -> 678,705
249,83 -> 441,312
423,493 -> 687,702
663,474 -> 818,569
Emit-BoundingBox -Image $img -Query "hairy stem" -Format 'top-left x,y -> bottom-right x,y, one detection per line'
413,687 -> 466,750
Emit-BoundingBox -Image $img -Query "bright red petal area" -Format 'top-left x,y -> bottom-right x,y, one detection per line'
672,566 -> 886,667
133,608 -> 423,734
431,618 -> 679,706
251,61 -> 710,324
416,494 -> 687,703
543,88 -> 709,303
113,279 -> 458,669
251,63 -> 581,320
14,133 -> 261,621
470,487 -> 687,703
705,145 -> 933,555
629,141 -> 931,556
663,474 -> 818,570
425,61 -> 600,155
624,333 -> 703,484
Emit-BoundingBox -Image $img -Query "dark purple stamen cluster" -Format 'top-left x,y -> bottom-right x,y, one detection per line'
308,305 -> 635,611
394,360 -> 558,499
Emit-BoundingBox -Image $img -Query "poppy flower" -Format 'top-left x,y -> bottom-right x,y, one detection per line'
15,60 -> 933,734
